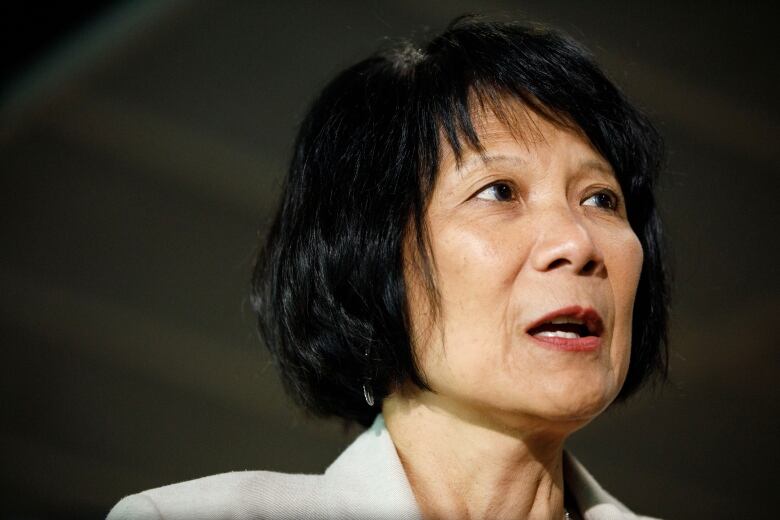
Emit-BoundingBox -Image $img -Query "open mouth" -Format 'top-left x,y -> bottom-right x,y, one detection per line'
525,306 -> 604,350
527,320 -> 593,339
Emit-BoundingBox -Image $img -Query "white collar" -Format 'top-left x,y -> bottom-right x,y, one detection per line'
326,414 -> 650,520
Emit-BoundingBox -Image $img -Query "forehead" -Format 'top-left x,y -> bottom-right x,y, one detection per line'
438,101 -> 613,178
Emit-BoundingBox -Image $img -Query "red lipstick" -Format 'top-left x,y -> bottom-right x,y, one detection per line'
525,305 -> 604,352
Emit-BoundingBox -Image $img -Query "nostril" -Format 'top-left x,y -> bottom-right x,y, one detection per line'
548,258 -> 569,270
581,260 -> 598,274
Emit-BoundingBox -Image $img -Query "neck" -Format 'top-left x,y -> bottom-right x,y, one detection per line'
383,391 -> 573,520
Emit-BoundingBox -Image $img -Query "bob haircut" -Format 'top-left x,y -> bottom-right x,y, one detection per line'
252,15 -> 669,427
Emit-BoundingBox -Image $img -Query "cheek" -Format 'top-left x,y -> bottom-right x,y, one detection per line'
608,230 -> 644,377
414,219 -> 525,381
603,225 -> 644,312
431,221 -> 528,348
402,224 -> 509,357
402,235 -> 440,352
433,217 -> 529,298
621,232 -> 644,312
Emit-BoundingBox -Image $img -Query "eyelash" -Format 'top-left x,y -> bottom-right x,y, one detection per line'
473,182 -> 622,212
474,182 -> 515,202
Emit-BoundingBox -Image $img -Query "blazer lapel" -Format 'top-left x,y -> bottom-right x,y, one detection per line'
564,452 -> 653,520
323,417 -> 654,520
324,415 -> 423,520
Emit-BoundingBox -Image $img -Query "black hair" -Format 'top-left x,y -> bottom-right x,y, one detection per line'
251,15 -> 669,427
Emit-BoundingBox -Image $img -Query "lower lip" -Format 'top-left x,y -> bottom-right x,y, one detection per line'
528,334 -> 602,352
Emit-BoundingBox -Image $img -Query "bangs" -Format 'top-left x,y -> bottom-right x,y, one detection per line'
405,17 -> 663,226
439,87 -> 580,168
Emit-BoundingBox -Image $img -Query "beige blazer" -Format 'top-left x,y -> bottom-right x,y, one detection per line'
107,415 -> 659,520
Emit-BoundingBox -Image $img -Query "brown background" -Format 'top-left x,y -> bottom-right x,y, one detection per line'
2,1 -> 778,518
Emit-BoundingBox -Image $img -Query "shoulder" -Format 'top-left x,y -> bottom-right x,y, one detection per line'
106,470 -> 326,520
106,415 -> 421,520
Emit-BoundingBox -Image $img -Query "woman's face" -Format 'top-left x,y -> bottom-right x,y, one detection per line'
404,107 -> 643,432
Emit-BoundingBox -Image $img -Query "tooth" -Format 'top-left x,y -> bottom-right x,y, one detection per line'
535,331 -> 580,339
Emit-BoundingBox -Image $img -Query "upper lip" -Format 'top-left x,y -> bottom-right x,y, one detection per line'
525,305 -> 604,337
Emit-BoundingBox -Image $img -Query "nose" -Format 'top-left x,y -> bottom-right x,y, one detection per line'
529,209 -> 605,276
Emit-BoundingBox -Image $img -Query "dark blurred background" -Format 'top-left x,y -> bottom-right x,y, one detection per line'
2,1 -> 777,518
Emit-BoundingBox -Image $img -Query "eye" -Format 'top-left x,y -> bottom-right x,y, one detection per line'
582,190 -> 620,211
475,182 -> 515,202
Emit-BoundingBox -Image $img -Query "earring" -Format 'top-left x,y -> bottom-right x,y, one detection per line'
362,383 -> 375,407
362,345 -> 374,406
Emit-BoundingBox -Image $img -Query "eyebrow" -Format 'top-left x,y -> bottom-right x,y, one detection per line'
580,159 -> 615,176
456,154 -> 615,179
456,154 -> 526,177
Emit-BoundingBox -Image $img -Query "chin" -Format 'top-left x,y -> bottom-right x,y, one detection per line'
534,376 -> 622,425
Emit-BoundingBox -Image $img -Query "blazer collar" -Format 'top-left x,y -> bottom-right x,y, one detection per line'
564,452 -> 644,520
324,414 -> 422,520
326,414 -> 644,520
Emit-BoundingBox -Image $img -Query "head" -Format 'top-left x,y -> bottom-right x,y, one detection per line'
251,16 -> 669,429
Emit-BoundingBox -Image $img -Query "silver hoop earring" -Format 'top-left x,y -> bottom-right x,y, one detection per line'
362,383 -> 375,407
362,345 -> 375,407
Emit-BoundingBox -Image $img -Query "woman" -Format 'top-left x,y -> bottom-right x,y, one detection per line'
108,15 -> 668,520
